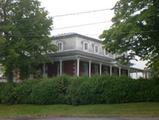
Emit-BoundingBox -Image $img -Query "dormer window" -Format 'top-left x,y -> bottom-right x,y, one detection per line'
92,43 -> 95,52
104,48 -> 110,55
95,45 -> 99,53
57,42 -> 63,52
104,49 -> 108,55
83,42 -> 89,51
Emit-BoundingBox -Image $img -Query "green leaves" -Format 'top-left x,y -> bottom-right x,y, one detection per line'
0,0 -> 56,80
101,0 -> 159,68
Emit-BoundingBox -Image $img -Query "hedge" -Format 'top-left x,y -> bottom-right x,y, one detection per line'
0,75 -> 159,105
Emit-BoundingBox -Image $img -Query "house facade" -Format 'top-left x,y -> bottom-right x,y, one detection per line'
42,33 -> 130,77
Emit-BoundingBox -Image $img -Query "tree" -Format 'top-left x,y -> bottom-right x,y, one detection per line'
100,0 -> 159,68
0,0 -> 57,81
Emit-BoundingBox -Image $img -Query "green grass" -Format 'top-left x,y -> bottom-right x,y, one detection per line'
0,102 -> 159,118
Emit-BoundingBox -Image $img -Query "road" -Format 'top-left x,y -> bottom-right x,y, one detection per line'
38,117 -> 159,120
2,117 -> 158,120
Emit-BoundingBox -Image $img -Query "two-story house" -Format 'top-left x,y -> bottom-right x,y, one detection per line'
42,33 -> 130,77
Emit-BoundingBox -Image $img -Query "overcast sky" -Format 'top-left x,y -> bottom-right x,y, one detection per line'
39,0 -> 118,37
39,0 -> 147,69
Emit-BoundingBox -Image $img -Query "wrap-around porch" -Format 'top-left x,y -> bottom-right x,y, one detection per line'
43,56 -> 129,77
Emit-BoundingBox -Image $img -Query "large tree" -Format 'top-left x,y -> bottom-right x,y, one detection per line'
100,0 -> 159,69
0,0 -> 56,81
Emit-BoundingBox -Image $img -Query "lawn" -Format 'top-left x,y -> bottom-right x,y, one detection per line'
0,102 -> 159,118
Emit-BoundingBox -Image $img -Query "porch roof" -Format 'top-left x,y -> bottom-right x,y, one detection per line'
52,33 -> 102,43
50,50 -> 113,62
129,67 -> 150,73
49,50 -> 130,70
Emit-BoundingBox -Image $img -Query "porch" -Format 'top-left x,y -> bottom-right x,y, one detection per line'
42,57 -> 129,77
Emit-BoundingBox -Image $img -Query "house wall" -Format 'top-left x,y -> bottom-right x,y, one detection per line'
47,62 -> 59,77
112,67 -> 119,76
75,37 -> 104,55
102,65 -> 110,75
53,37 -> 76,50
45,60 -> 129,78
121,69 -> 128,76
63,60 -> 76,76
80,61 -> 89,76
53,35 -> 115,58
91,63 -> 99,75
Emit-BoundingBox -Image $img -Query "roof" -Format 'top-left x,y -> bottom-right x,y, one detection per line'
130,67 -> 150,72
49,50 -> 132,69
50,50 -> 114,63
52,33 -> 102,43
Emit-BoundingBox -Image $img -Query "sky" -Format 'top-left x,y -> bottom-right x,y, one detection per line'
39,0 -> 147,69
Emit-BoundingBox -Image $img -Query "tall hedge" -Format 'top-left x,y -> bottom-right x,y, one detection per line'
0,75 -> 159,105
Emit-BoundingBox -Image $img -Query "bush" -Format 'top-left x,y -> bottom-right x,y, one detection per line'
0,75 -> 159,105
0,83 -> 15,104
13,80 -> 38,104
67,76 -> 93,105
31,75 -> 71,104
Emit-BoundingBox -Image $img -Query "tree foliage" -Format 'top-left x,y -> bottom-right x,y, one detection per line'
100,0 -> 159,67
0,0 -> 56,80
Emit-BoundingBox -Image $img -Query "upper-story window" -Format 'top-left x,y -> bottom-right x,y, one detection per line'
83,42 -> 89,51
57,42 -> 63,52
95,45 -> 99,53
104,49 -> 108,55
92,43 -> 95,52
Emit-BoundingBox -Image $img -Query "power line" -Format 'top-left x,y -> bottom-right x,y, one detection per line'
1,20 -> 112,32
53,8 -> 113,18
54,21 -> 111,30
0,8 -> 113,22
2,30 -> 159,37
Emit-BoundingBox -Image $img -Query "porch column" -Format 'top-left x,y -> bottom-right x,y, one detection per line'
99,63 -> 102,76
119,67 -> 121,76
60,60 -> 63,76
110,65 -> 112,76
43,63 -> 47,78
89,60 -> 91,77
77,58 -> 80,77
136,71 -> 138,79
142,71 -> 145,79
128,68 -> 130,77
144,70 -> 147,79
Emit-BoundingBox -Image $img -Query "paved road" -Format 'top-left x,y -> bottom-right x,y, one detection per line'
2,117 -> 158,120
38,117 -> 159,120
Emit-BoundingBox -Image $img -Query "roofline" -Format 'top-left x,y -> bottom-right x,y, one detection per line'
52,33 -> 102,43
49,50 -> 114,62
130,67 -> 150,72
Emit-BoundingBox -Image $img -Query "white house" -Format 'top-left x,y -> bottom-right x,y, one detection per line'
41,33 -> 132,77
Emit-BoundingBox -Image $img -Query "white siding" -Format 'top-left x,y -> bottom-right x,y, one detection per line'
53,35 -> 116,59
75,37 -> 105,56
53,37 -> 76,50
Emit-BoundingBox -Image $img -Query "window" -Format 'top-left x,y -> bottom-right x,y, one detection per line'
83,42 -> 89,51
104,49 -> 108,55
57,42 -> 63,51
95,45 -> 99,53
92,43 -> 95,52
104,48 -> 110,55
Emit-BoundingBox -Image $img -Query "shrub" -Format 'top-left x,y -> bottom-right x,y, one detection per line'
67,76 -> 87,105
0,75 -> 159,105
13,80 -> 38,104
0,83 -> 16,104
31,75 -> 71,104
